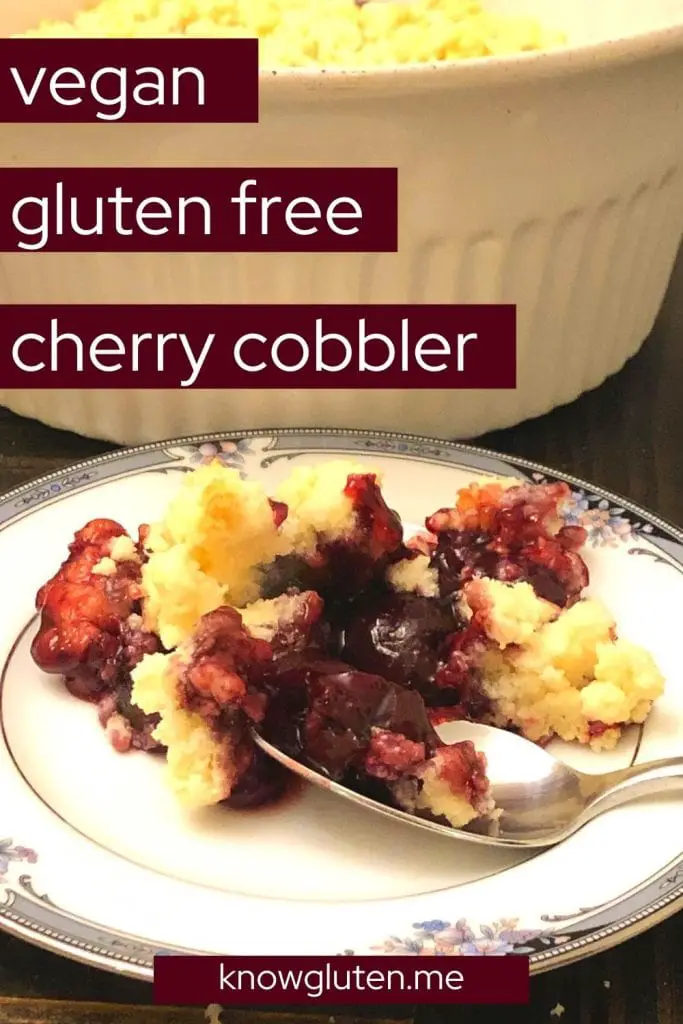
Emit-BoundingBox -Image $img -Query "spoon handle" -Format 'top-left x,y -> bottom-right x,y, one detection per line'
597,754 -> 683,789
577,757 -> 683,828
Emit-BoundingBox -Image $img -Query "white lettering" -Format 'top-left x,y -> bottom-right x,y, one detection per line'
9,321 -> 213,388
131,332 -> 152,372
358,319 -> 394,372
303,969 -> 324,999
271,333 -> 308,373
315,320 -> 352,372
90,67 -> 127,122
255,971 -> 277,992
285,197 -> 322,236
234,333 -> 267,372
131,67 -> 164,108
135,197 -> 173,234
11,333 -> 45,372
51,320 -> 84,372
260,195 -> 282,235
178,332 -> 215,387
414,333 -> 450,372
228,180 -> 364,237
457,332 -> 477,371
48,67 -> 86,104
231,178 -> 258,236
326,196 -> 362,235
365,970 -> 385,991
9,66 -> 47,105
9,65 -> 206,121
110,186 -> 133,236
219,966 -> 236,991
8,317 -> 462,386
178,195 -> 211,235
90,334 -> 126,372
9,184 -> 214,250
12,195 -> 49,251
172,66 -> 205,106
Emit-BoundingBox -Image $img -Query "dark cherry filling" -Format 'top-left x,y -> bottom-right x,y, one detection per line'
268,498 -> 289,529
171,606 -> 292,806
339,590 -> 495,724
223,744 -> 290,809
343,473 -> 404,561
31,518 -> 164,750
259,650 -> 441,792
427,482 -> 589,608
262,473 -> 405,607
340,592 -> 458,698
97,675 -> 163,754
256,647 -> 491,821
174,606 -> 272,722
586,720 -> 622,739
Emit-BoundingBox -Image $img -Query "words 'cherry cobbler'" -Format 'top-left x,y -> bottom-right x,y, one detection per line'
30,461 -> 664,830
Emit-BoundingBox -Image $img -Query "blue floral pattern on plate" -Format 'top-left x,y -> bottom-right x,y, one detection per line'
562,493 -> 636,546
343,918 -> 582,957
185,440 -> 254,471
528,471 -> 656,548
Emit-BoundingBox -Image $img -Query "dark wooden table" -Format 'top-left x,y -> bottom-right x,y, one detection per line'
2,252 -> 683,1023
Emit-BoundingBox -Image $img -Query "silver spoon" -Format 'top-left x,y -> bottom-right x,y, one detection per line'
253,720 -> 683,848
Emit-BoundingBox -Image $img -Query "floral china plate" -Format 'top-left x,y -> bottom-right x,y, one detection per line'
2,428 -> 683,978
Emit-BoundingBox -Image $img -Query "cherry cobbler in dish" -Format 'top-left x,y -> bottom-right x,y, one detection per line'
31,461 -> 664,831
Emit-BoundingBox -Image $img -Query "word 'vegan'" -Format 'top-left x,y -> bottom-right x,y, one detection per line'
8,63 -> 205,122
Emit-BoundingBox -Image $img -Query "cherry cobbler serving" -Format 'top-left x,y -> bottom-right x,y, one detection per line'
31,461 -> 664,830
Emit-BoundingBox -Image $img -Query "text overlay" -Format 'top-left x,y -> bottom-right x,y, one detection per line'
153,955 -> 530,1005
0,304 -> 516,389
0,168 -> 398,253
0,39 -> 258,122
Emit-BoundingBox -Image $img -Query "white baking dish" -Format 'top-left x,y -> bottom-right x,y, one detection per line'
0,0 -> 682,443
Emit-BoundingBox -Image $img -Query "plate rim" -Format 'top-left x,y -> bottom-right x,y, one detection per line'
2,424 -> 682,981
3,424 -> 683,544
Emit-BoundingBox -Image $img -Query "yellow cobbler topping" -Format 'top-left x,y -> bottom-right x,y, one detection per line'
462,580 -> 666,752
141,461 -> 289,648
21,0 -> 565,68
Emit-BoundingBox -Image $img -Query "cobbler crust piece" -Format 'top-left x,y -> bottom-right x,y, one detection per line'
141,462 -> 291,650
394,742 -> 495,827
131,594 -> 326,807
239,589 -> 325,654
419,478 -> 589,608
263,461 -> 405,601
132,606 -> 278,807
31,518 -> 163,752
276,461 -> 402,561
474,591 -> 664,751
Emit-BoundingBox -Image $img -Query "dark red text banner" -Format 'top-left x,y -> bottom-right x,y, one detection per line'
0,167 -> 397,253
0,39 -> 258,122
0,304 -> 516,389
153,955 -> 530,1005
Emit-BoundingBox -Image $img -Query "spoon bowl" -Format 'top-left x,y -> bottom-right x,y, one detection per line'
253,722 -> 683,848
